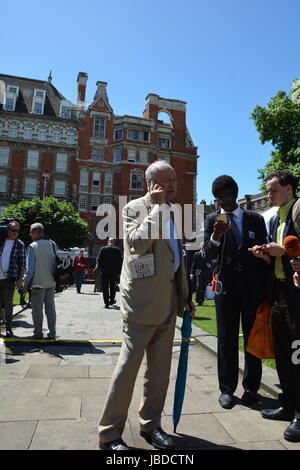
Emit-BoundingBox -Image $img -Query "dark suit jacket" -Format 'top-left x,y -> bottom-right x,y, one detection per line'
204,209 -> 270,296
97,245 -> 122,278
268,201 -> 300,313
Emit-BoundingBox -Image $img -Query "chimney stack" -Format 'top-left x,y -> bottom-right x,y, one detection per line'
94,81 -> 108,102
77,72 -> 88,107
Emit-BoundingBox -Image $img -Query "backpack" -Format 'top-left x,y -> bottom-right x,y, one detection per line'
51,242 -> 72,293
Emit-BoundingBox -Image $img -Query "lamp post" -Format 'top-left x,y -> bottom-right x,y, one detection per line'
42,173 -> 49,199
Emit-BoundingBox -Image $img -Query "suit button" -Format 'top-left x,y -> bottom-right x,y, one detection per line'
171,259 -> 175,263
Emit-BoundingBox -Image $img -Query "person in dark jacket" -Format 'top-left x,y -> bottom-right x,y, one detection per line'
190,246 -> 212,305
0,221 -> 26,337
204,175 -> 270,410
249,170 -> 300,443
97,238 -> 122,308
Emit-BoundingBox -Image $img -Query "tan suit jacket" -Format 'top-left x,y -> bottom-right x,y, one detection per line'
120,193 -> 189,325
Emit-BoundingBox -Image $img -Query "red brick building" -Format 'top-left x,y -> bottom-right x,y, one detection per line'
0,72 -> 198,256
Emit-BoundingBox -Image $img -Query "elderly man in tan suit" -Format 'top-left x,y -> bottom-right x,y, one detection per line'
98,161 -> 195,450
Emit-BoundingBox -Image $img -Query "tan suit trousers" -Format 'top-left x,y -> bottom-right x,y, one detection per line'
98,280 -> 179,443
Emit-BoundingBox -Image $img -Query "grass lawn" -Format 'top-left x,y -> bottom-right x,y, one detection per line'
192,295 -> 276,370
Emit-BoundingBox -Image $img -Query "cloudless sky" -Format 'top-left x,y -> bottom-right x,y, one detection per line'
1,0 -> 299,203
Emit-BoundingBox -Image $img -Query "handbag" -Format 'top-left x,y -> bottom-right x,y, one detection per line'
246,300 -> 275,359
51,242 -> 70,292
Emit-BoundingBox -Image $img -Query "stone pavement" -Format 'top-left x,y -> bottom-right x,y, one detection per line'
0,284 -> 298,451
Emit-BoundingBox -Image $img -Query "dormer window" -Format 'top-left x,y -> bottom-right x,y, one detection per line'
32,89 -> 45,115
4,85 -> 19,111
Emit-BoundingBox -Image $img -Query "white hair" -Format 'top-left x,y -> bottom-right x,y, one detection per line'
30,223 -> 44,234
145,161 -> 174,186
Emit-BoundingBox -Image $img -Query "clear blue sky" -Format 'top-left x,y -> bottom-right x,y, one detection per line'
1,0 -> 299,203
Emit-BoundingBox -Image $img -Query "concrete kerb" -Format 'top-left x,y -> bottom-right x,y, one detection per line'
175,317 -> 281,400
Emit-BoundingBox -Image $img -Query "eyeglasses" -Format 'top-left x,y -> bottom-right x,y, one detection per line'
9,229 -> 20,233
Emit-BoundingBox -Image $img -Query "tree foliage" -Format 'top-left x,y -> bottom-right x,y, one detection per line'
251,87 -> 300,192
1,196 -> 90,248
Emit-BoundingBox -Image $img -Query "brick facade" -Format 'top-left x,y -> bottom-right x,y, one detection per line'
0,72 -> 198,256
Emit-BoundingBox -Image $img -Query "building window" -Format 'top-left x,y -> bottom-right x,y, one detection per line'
66,132 -> 76,145
157,155 -> 171,163
35,90 -> 44,98
24,177 -> 37,195
114,128 -> 123,140
27,150 -> 39,170
0,123 -> 3,136
92,148 -> 104,161
33,102 -> 43,115
60,105 -> 70,118
128,129 -> 149,141
79,195 -> 87,211
158,137 -> 170,148
139,150 -> 148,163
38,128 -> 47,141
130,173 -> 143,190
104,196 -> 111,205
52,131 -> 61,143
92,172 -> 100,193
56,153 -> 68,173
94,117 -> 105,139
0,148 -> 9,167
8,86 -> 17,94
24,127 -> 33,140
54,180 -> 66,196
128,150 -> 136,162
4,98 -> 15,111
91,195 -> 100,211
113,148 -> 122,162
8,125 -> 18,138
104,172 -> 112,194
80,169 -> 89,192
0,176 -> 8,193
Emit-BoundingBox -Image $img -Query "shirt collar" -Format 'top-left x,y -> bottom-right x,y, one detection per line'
221,206 -> 243,217
277,199 -> 295,219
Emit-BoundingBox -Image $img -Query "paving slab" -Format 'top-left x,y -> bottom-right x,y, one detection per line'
0,421 -> 38,450
0,378 -> 52,397
213,409 -> 288,443
48,377 -> 111,397
25,364 -> 89,379
0,395 -> 81,421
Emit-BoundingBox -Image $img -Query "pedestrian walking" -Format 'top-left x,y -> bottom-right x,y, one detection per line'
73,250 -> 89,293
97,238 -> 122,308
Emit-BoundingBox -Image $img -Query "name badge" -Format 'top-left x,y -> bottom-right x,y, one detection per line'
248,231 -> 255,239
129,253 -> 155,279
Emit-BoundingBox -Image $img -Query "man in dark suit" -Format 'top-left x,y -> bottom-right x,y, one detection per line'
190,247 -> 212,305
204,175 -> 269,410
250,170 -> 300,443
97,238 -> 122,308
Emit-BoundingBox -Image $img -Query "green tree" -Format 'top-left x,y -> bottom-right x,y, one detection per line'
2,196 -> 90,248
251,83 -> 300,193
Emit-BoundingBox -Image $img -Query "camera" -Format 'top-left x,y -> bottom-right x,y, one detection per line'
0,218 -> 14,244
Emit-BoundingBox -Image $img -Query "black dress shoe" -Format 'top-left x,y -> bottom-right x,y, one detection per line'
261,407 -> 294,421
284,419 -> 300,442
140,427 -> 175,449
99,438 -> 130,450
241,391 -> 258,407
219,393 -> 235,409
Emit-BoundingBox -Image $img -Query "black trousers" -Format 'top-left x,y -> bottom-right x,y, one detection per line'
0,278 -> 15,330
271,280 -> 300,415
102,275 -> 117,307
214,272 -> 262,395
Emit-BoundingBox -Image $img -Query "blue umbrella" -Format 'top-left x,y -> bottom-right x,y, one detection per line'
173,309 -> 192,433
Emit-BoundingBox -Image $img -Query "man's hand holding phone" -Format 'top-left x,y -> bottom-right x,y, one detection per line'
212,214 -> 230,241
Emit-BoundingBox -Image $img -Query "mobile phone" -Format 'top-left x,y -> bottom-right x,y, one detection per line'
216,214 -> 228,224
